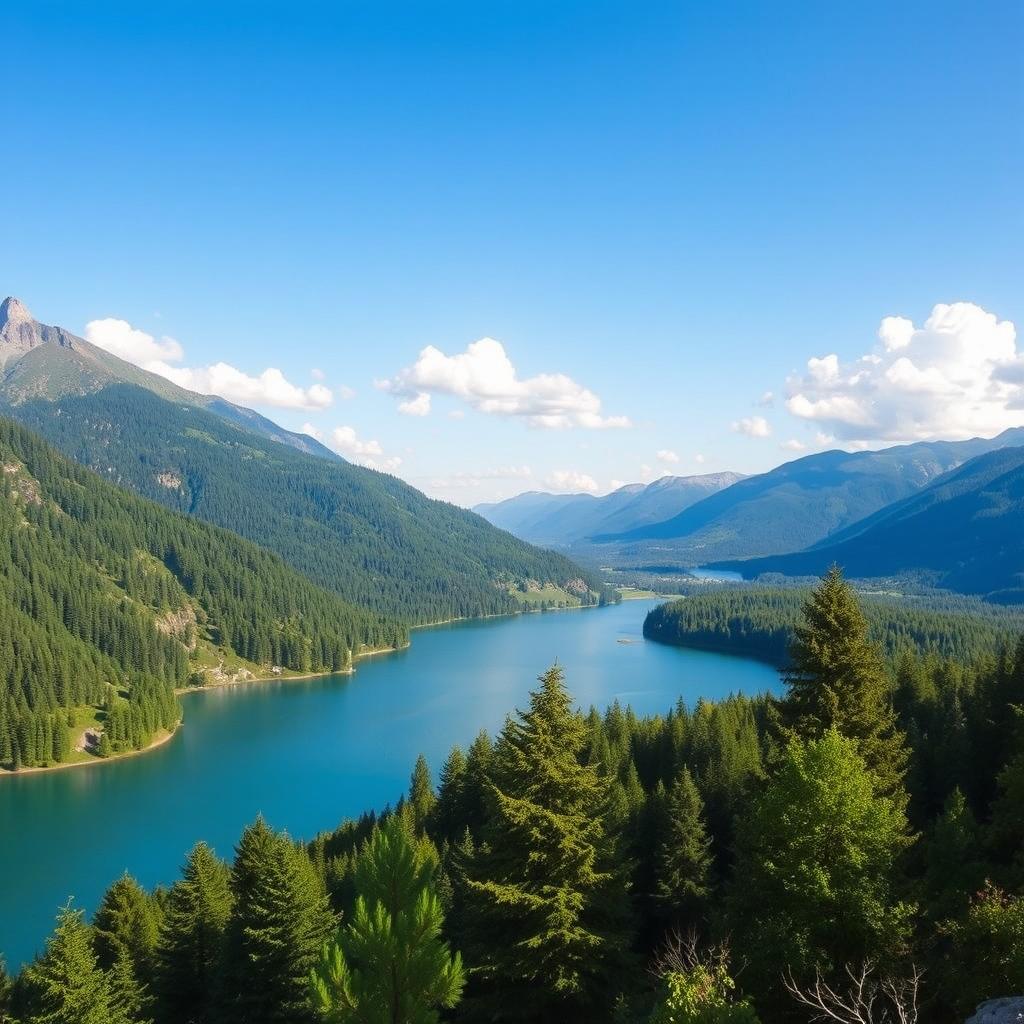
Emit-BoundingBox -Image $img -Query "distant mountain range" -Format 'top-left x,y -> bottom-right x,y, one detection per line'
474,472 -> 745,547
718,444 -> 1024,601
0,297 -> 610,622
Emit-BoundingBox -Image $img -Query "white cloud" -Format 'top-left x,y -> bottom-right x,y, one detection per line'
758,391 -> 775,407
85,316 -> 333,411
85,318 -> 183,364
379,337 -> 630,429
784,302 -> 1024,443
543,469 -> 601,493
300,422 -> 323,440
731,415 -> 771,438
656,449 -> 679,464
694,453 -> 706,464
780,438 -> 807,451
327,425 -> 402,472
398,392 -> 431,417
430,466 -> 533,491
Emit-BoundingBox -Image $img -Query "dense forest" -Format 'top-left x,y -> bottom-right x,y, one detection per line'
5,569 -> 1023,1022
643,585 -> 1024,666
3,385 -> 613,622
0,416 -> 405,770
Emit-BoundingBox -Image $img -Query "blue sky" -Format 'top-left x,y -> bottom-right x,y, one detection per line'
3,1 -> 1022,504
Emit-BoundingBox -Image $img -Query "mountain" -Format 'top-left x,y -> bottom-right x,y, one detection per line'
717,445 -> 1024,601
0,414 -> 407,771
591,432 -> 1024,566
474,472 -> 745,547
0,297 -> 340,461
0,298 -> 609,623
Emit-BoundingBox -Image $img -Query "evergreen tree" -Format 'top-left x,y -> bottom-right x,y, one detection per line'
462,666 -> 632,1022
923,787 -> 985,920
309,816 -> 464,1023
409,754 -> 437,834
20,904 -> 112,1024
221,818 -> 335,1024
106,945 -> 150,1024
654,766 -> 712,928
430,746 -> 468,843
727,731 -> 913,1007
0,959 -> 12,1024
153,843 -> 233,1024
93,873 -> 160,976
779,566 -> 908,800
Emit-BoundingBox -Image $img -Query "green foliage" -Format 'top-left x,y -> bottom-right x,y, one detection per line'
654,767 -> 712,927
648,966 -> 760,1024
309,817 -> 464,1023
152,843 -> 232,1024
779,567 -> 909,800
727,730 -> 913,1004
462,666 -> 632,1022
221,818 -> 336,1024
948,885 -> 1024,1016
19,904 -> 112,1024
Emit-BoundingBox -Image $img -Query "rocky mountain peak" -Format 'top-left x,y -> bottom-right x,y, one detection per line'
0,297 -> 33,329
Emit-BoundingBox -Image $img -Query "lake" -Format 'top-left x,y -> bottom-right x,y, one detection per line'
0,599 -> 780,968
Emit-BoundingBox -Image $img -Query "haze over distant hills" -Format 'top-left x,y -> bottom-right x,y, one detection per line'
474,472 -> 745,547
0,297 -> 610,622
718,444 -> 1024,601
582,432 -> 1024,566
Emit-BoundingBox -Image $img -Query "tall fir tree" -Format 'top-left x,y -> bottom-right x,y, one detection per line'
221,818 -> 335,1024
408,754 -> 437,835
309,816 -> 464,1023
153,842 -> 233,1024
654,766 -> 713,929
461,666 -> 632,1023
19,904 -> 112,1024
779,566 -> 908,800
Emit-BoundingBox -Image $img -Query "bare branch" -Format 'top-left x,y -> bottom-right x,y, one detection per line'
783,961 -> 923,1024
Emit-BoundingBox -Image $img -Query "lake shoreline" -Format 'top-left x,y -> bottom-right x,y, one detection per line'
0,599 -> 622,780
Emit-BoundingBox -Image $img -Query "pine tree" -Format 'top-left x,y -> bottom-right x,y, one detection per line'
409,754 -> 437,834
309,816 -> 464,1023
430,746 -> 467,843
654,766 -> 712,928
153,842 -> 233,1024
779,566 -> 908,800
0,958 -> 12,1024
20,903 -> 112,1024
221,818 -> 336,1024
106,945 -> 150,1024
923,787 -> 985,920
462,666 -> 632,1022
92,873 -> 160,976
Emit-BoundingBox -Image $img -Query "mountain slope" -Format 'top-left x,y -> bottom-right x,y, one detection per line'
0,299 -> 609,623
592,433 -> 1024,565
0,297 -> 340,461
0,415 -> 407,771
474,472 -> 744,547
717,446 -> 1024,600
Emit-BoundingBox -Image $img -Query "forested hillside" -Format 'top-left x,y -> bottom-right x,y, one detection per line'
8,572 -> 1024,1022
4,385 -> 609,623
718,446 -> 1024,602
643,586 -> 1024,665
0,416 -> 405,771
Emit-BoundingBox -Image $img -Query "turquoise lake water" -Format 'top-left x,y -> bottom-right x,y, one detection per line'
0,599 -> 780,968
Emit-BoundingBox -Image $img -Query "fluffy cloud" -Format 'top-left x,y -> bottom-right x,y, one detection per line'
85,317 -> 333,411
656,449 -> 680,464
780,438 -> 807,452
379,337 -> 630,429
398,392 -> 431,416
732,415 -> 771,438
543,470 -> 601,494
785,302 -> 1024,443
302,423 -> 401,472
694,453 -> 706,464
